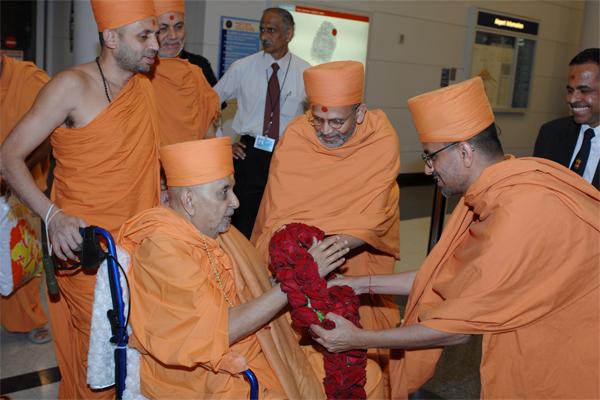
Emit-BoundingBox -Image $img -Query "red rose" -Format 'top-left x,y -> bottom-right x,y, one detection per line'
269,223 -> 366,400
322,318 -> 336,330
286,290 -> 308,308
291,306 -> 320,327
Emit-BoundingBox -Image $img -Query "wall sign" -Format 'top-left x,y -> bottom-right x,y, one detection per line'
466,8 -> 539,112
218,16 -> 260,78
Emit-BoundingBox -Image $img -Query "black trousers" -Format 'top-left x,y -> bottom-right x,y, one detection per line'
232,135 -> 273,238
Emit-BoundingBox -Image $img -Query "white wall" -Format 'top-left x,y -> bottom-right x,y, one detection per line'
43,0 -> 589,173
45,0 -> 72,76
580,0 -> 600,50
188,0 -> 588,173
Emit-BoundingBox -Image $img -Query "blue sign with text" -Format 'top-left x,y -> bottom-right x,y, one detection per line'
218,16 -> 260,78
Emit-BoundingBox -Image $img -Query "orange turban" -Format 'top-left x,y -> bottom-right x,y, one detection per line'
407,77 -> 495,143
91,0 -> 156,32
160,137 -> 233,187
154,0 -> 185,16
304,61 -> 364,107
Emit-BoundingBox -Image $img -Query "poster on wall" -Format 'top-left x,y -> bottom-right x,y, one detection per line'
466,9 -> 538,111
281,4 -> 370,69
471,32 -> 515,108
218,16 -> 260,78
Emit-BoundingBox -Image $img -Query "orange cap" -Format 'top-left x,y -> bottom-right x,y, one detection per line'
154,0 -> 185,16
160,138 -> 234,187
91,0 -> 156,32
407,77 -> 494,143
304,61 -> 364,107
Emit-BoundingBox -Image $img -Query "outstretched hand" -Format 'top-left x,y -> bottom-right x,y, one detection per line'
327,274 -> 364,295
311,312 -> 365,353
308,236 -> 349,277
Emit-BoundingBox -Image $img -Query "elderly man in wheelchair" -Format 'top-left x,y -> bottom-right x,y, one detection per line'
87,138 -> 383,399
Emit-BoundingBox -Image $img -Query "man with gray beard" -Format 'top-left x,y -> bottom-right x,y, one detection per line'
0,1 -> 161,398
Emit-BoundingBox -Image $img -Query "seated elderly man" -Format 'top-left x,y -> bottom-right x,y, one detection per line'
117,137 -> 383,399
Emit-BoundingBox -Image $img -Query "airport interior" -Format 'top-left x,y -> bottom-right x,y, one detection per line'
0,0 -> 598,399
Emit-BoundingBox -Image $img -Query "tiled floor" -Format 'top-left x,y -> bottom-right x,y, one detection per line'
1,283 -> 59,399
1,186 -> 481,399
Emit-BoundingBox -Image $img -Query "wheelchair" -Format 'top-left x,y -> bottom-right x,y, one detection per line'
77,226 -> 259,400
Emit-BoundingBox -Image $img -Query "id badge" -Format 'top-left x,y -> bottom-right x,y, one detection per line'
254,135 -> 275,152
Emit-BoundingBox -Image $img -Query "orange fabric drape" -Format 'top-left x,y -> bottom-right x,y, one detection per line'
303,61 -> 364,106
1,55 -> 50,190
151,57 -> 220,146
222,227 -> 384,399
160,137 -> 233,186
251,109 -> 401,396
394,157 -> 600,398
47,73 -> 160,400
119,207 -> 286,399
50,74 -> 160,235
91,0 -> 155,31
154,0 -> 184,15
0,277 -> 46,332
407,77 -> 494,143
119,207 -> 383,399
0,55 -> 49,333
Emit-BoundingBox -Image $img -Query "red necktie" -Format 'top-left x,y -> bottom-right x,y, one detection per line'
263,63 -> 280,140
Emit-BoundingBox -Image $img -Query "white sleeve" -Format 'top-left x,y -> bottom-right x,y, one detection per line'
214,61 -> 240,103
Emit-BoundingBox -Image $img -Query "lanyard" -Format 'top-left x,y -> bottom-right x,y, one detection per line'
265,54 -> 292,115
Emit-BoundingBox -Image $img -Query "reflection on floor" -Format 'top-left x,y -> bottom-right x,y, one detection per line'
1,185 -> 481,399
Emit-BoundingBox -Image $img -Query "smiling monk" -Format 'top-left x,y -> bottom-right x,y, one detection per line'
0,0 -> 161,397
150,0 -> 220,145
252,60 -> 402,397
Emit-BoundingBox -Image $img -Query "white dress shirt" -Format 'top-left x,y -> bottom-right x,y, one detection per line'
568,124 -> 600,183
215,51 -> 311,138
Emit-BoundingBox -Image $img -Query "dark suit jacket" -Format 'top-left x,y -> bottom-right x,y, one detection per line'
534,116 -> 599,189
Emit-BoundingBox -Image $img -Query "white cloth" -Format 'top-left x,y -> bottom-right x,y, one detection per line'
568,124 -> 600,183
214,51 -> 311,138
0,196 -> 14,296
87,247 -> 146,399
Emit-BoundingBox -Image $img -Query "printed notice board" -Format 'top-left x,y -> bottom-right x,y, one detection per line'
218,16 -> 260,77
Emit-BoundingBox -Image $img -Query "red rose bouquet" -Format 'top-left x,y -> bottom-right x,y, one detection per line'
268,223 -> 367,399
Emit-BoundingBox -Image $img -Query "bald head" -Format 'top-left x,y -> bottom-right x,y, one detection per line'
168,176 -> 239,238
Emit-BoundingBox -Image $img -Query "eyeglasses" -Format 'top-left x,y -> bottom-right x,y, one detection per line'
421,142 -> 459,167
308,105 -> 358,130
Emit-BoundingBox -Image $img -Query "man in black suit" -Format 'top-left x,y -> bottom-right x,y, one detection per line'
534,48 -> 599,189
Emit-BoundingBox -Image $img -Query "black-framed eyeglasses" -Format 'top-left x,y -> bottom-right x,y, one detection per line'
308,105 -> 359,130
421,142 -> 459,167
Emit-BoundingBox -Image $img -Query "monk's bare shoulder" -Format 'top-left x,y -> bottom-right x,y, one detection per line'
42,62 -> 109,127
48,63 -> 98,99
38,69 -> 88,111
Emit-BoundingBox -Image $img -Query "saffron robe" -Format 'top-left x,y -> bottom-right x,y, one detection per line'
151,57 -> 220,145
48,73 -> 160,399
0,55 -> 49,332
395,157 -> 600,399
119,207 -> 384,399
251,109 -> 401,396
